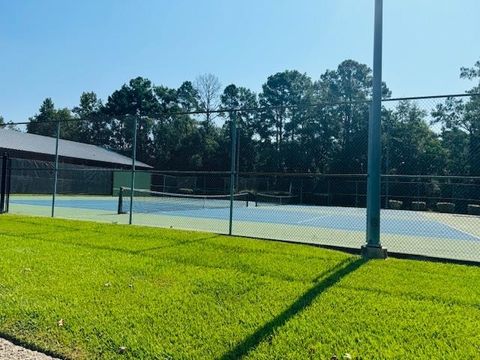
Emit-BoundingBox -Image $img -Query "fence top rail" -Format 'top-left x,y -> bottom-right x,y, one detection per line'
382,174 -> 480,181
382,93 -> 480,103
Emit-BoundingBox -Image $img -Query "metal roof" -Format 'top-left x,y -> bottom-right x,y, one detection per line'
0,128 -> 152,168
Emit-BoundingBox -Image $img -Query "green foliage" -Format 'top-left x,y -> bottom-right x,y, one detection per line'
26,98 -> 75,138
0,215 -> 479,359
71,92 -> 112,145
221,84 -> 259,170
383,101 -> 448,175
432,60 -> 480,176
259,70 -> 314,170
21,58 -> 480,176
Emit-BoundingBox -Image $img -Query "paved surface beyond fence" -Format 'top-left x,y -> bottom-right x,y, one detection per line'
8,194 -> 480,263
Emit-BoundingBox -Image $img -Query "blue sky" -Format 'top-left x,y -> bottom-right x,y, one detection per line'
1,0 -> 478,122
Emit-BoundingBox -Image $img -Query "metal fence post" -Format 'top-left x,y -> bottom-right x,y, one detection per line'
229,112 -> 237,236
236,127 -> 240,191
51,120 -> 60,217
129,116 -> 138,225
5,157 -> 11,213
0,153 -> 8,213
300,178 -> 304,204
363,0 -> 387,259
355,180 -> 359,208
385,123 -> 390,208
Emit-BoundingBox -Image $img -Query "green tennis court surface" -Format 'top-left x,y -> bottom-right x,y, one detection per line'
8,194 -> 480,262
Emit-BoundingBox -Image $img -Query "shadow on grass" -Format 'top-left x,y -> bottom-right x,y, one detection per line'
0,331 -> 67,360
219,257 -> 366,360
1,228 -> 218,255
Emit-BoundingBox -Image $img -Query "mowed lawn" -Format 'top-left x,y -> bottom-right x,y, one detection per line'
0,215 -> 479,359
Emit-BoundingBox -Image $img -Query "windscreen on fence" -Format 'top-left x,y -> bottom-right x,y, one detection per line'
9,158 -> 112,195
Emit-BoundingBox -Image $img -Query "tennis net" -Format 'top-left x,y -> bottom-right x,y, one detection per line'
255,193 -> 298,207
118,187 -> 250,214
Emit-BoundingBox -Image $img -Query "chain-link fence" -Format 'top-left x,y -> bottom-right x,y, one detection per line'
1,94 -> 480,263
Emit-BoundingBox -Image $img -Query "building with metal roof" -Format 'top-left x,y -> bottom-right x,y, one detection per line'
0,128 -> 151,169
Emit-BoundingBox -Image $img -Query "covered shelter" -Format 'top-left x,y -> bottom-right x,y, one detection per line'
0,129 -> 152,195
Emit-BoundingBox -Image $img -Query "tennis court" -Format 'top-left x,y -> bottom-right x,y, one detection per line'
8,192 -> 480,263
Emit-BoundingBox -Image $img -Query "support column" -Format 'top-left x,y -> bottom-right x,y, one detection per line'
363,0 -> 388,259
51,120 -> 60,217
228,112 -> 237,236
129,116 -> 138,225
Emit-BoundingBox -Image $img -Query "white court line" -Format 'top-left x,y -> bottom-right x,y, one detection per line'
419,211 -> 480,241
440,222 -> 480,242
296,216 -> 326,224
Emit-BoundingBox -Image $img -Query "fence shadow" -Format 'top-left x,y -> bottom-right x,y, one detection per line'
219,257 -> 366,360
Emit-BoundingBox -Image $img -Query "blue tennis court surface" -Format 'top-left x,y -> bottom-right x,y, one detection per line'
10,197 -> 480,242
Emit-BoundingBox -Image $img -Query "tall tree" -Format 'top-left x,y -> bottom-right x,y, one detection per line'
220,84 -> 259,171
71,92 -> 111,146
259,70 -> 314,170
193,74 -> 223,169
27,98 -> 74,138
152,84 -> 201,169
386,101 -> 447,175
194,73 -> 221,124
177,81 -> 200,112
432,59 -> 480,175
105,77 -> 159,163
316,60 -> 391,173
27,98 -> 58,136
440,128 -> 469,175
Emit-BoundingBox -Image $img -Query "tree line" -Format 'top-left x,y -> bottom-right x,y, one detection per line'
2,59 -> 480,176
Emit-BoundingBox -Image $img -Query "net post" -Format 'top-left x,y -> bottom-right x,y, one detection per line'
129,116 -> 138,225
0,153 -> 8,213
51,120 -> 60,218
228,112 -> 237,236
117,186 -> 124,214
363,0 -> 387,259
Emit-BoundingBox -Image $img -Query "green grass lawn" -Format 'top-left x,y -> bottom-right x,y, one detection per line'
0,215 -> 479,359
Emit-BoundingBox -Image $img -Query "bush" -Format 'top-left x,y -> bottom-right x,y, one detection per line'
437,202 -> 455,213
467,204 -> 480,215
411,201 -> 427,211
388,200 -> 403,210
